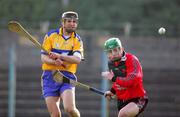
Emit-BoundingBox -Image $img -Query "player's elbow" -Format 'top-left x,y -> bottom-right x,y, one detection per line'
74,57 -> 81,64
41,55 -> 46,63
41,54 -> 50,63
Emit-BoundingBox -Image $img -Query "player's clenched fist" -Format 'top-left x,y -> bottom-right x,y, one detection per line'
54,59 -> 64,66
104,91 -> 114,100
49,52 -> 61,60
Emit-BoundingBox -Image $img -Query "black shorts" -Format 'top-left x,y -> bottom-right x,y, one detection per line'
117,97 -> 148,116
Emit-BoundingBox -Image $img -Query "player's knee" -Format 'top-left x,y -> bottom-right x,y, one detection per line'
118,109 -> 130,117
64,107 -> 71,113
65,108 -> 76,114
65,108 -> 80,117
50,111 -> 60,117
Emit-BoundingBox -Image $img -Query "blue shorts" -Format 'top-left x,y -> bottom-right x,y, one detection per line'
41,70 -> 77,98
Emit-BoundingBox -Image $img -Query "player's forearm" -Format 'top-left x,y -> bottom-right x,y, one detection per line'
41,54 -> 55,65
61,55 -> 81,64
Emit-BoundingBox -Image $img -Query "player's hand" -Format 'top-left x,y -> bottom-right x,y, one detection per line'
49,52 -> 61,60
104,91 -> 114,100
50,53 -> 66,68
101,71 -> 114,80
54,59 -> 64,66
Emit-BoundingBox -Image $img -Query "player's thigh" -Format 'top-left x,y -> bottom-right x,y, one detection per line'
119,102 -> 139,117
61,88 -> 76,109
45,96 -> 60,112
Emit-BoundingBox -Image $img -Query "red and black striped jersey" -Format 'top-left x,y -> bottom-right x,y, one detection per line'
109,52 -> 147,101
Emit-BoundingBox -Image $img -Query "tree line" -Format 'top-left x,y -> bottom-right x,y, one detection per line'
0,0 -> 180,36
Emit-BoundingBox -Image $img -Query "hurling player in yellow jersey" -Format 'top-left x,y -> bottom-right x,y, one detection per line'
41,11 -> 83,117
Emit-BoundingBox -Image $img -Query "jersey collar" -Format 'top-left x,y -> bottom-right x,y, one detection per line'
121,51 -> 126,61
59,27 -> 76,40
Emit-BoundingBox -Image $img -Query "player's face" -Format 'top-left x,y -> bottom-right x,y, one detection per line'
106,47 -> 123,61
63,18 -> 78,33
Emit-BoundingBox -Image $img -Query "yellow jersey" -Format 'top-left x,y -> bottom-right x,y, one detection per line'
41,28 -> 84,73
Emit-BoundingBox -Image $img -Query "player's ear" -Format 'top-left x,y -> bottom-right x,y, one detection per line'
61,21 -> 63,26
61,19 -> 65,26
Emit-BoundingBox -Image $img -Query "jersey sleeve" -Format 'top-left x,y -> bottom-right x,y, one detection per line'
41,34 -> 52,55
73,36 -> 84,60
115,55 -> 143,87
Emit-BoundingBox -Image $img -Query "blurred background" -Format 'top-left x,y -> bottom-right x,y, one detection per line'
0,0 -> 180,117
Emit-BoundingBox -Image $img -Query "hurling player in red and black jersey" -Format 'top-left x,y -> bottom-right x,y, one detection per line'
102,37 -> 148,117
